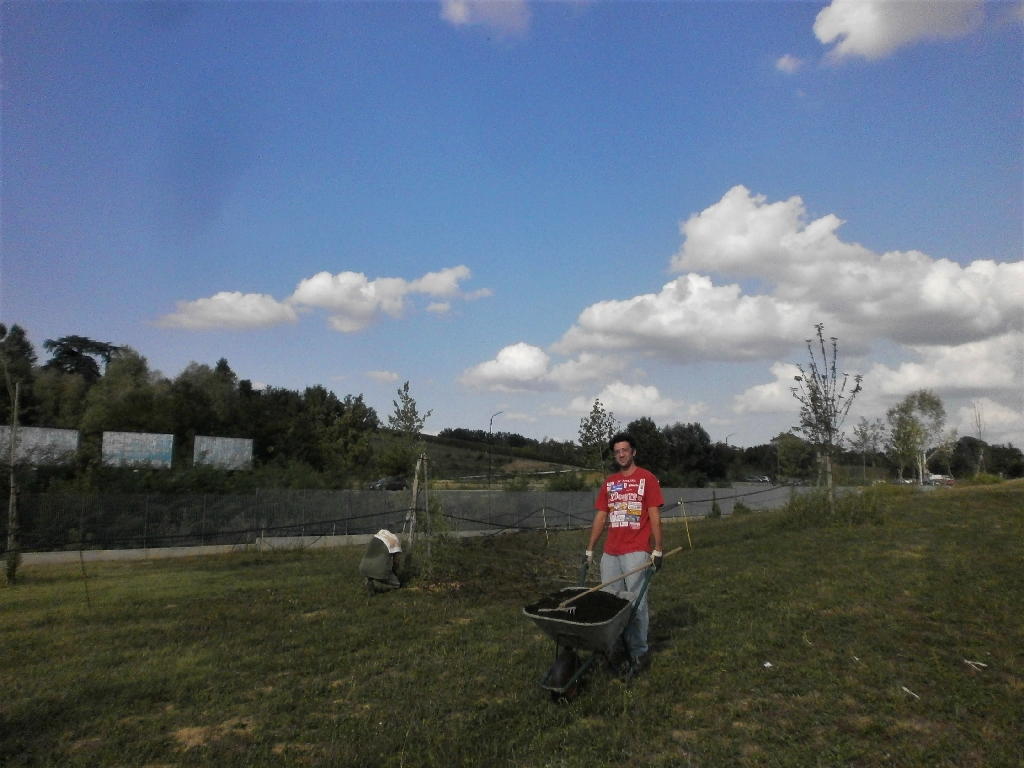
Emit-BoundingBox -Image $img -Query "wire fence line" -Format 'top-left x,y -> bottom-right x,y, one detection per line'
1,485 -> 807,554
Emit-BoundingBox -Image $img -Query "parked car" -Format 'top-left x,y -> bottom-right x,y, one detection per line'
369,476 -> 409,491
745,475 -> 770,483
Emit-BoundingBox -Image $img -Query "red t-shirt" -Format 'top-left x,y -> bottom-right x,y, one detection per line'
595,467 -> 664,556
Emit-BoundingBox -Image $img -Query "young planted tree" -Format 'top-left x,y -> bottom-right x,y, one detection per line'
851,416 -> 885,482
971,400 -> 986,475
885,389 -> 950,484
380,382 -> 431,478
388,381 -> 431,437
578,399 -> 618,470
771,432 -> 818,481
791,324 -> 863,515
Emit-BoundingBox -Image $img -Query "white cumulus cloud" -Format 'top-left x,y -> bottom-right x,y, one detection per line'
862,333 -> 1022,398
460,343 -> 553,392
502,410 -> 538,423
460,344 -> 626,392
733,363 -> 803,414
366,370 -> 401,383
291,265 -> 476,332
463,185 -> 1021,441
776,53 -> 804,73
568,381 -> 702,420
671,185 -> 1023,347
548,352 -> 627,391
814,0 -> 984,61
955,397 -> 1021,441
553,272 -> 821,361
441,0 -> 530,35
159,265 -> 487,333
740,334 -> 1022,442
155,291 -> 298,330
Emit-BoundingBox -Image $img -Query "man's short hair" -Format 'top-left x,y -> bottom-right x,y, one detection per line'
609,432 -> 635,452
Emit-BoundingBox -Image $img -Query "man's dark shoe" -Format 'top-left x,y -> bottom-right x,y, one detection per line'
629,651 -> 652,676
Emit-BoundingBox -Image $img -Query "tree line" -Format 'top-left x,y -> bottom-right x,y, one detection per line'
1,323 -> 1018,493
0,325 -> 385,492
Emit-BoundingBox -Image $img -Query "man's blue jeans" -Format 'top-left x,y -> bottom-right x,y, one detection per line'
599,550 -> 651,660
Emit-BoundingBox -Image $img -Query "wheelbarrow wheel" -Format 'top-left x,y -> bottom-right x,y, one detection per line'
552,684 -> 579,704
546,647 -> 581,702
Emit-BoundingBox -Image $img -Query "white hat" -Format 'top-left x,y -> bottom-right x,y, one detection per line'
374,529 -> 402,554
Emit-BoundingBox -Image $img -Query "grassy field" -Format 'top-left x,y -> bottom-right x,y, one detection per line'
2,483 -> 1022,767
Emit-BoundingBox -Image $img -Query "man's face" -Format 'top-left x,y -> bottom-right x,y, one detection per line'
612,441 -> 636,470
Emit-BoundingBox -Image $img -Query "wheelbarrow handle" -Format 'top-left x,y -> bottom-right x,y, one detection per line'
543,546 -> 684,612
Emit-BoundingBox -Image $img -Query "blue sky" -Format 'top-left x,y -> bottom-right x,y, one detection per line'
3,1 -> 1022,447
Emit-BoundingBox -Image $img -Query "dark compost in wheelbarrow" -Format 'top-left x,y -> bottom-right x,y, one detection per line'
524,588 -> 629,623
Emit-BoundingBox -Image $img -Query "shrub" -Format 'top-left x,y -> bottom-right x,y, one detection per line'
779,485 -> 893,529
732,500 -> 754,516
545,470 -> 589,492
502,475 -> 531,492
958,472 -> 1004,486
660,470 -> 709,488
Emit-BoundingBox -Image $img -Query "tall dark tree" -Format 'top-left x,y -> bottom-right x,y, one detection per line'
42,335 -> 120,384
988,443 -> 1024,479
663,421 -> 724,482
174,360 -> 240,432
625,416 -> 668,475
78,348 -> 169,434
34,368 -> 92,429
0,324 -> 38,425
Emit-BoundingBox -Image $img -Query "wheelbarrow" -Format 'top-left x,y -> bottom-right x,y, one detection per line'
522,557 -> 657,702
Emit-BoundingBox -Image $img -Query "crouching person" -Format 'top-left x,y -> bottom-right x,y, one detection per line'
360,529 -> 403,594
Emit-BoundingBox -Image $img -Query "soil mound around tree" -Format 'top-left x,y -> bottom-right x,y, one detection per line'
524,588 -> 630,624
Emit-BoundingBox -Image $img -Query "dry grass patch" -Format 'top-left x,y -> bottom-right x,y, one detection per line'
170,717 -> 254,751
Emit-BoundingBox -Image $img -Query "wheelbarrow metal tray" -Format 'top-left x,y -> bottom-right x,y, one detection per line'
523,588 -> 633,654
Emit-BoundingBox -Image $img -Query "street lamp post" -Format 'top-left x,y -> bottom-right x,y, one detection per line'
488,411 -> 503,489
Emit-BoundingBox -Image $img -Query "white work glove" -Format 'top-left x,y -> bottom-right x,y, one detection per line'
652,549 -> 664,571
585,550 -> 595,567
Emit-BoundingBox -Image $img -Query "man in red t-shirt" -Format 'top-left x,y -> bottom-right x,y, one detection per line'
586,432 -> 664,672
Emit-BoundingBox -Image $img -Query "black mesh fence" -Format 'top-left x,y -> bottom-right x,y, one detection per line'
1,485 -> 804,554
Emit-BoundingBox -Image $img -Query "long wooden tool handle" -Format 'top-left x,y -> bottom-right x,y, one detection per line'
555,546 -> 684,610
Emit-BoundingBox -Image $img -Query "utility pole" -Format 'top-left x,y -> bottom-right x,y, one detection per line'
487,411 -> 503,489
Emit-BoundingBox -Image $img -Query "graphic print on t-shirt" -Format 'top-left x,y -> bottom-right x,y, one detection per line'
607,476 -> 648,531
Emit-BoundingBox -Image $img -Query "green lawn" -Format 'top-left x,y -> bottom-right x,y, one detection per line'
2,483 -> 1022,766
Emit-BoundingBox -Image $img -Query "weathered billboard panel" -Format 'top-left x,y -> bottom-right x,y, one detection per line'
102,431 -> 174,469
0,426 -> 79,465
193,436 -> 253,470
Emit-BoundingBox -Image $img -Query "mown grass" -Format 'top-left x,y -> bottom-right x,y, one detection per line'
2,482 -> 1022,766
